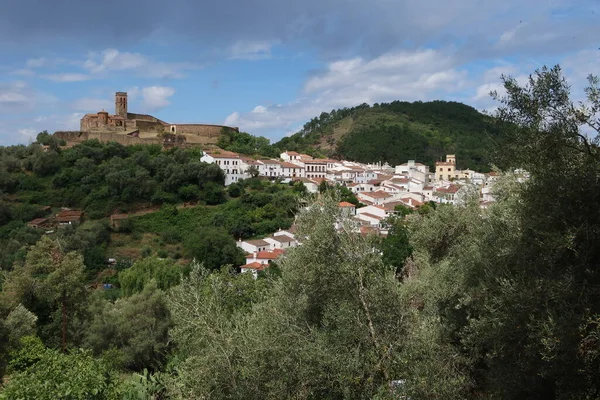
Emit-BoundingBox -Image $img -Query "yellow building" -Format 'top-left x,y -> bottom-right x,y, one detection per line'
435,154 -> 456,181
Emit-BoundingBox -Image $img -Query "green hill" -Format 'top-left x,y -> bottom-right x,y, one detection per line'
273,100 -> 502,171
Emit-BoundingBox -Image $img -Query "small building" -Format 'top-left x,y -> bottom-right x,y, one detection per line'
240,262 -> 268,279
56,210 -> 84,226
435,154 -> 457,181
244,249 -> 286,265
264,234 -> 298,250
28,217 -> 50,229
339,201 -> 357,217
357,190 -> 394,206
236,239 -> 270,254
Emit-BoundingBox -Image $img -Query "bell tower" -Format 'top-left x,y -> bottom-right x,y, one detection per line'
115,92 -> 128,118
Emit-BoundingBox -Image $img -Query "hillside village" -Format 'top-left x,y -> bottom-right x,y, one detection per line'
201,148 -> 529,277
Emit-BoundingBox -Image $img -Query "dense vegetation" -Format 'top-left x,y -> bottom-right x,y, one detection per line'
0,139 -> 300,270
274,100 -> 502,171
1,65 -> 599,399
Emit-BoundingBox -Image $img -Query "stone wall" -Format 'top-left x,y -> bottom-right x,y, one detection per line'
135,120 -> 167,133
173,124 -> 236,144
54,131 -> 161,146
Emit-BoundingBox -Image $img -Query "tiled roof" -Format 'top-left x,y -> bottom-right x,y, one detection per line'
338,201 -> 355,207
241,262 -> 267,271
205,150 -> 241,159
280,162 -> 304,168
246,249 -> 286,259
28,218 -> 48,226
56,210 -> 83,221
268,234 -> 296,243
244,239 -> 270,247
359,190 -> 392,199
358,212 -> 384,221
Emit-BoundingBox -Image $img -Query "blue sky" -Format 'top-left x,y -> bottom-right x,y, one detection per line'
0,0 -> 598,145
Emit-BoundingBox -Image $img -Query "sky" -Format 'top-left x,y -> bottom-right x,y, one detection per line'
0,0 -> 599,145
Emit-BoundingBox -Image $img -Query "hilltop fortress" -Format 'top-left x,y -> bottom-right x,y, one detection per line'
54,92 -> 238,147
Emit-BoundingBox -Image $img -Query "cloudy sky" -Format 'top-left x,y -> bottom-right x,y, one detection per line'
0,0 -> 598,145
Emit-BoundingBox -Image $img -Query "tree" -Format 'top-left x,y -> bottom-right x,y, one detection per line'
246,165 -> 260,178
4,304 -> 38,349
84,282 -> 172,371
118,256 -> 182,296
0,236 -> 86,351
0,337 -> 121,400
380,216 -> 413,274
164,193 -> 407,398
400,66 -> 600,399
183,227 -> 245,270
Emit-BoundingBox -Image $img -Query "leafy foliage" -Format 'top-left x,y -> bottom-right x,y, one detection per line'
274,101 -> 502,171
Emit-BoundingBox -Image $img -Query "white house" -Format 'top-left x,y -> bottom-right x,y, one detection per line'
240,262 -> 267,279
264,234 -> 298,250
200,149 -> 248,186
280,162 -> 305,178
257,159 -> 283,178
244,249 -> 286,265
304,160 -> 328,179
357,190 -> 394,205
281,151 -> 301,162
338,201 -> 357,217
236,239 -> 270,254
395,160 -> 429,183
356,205 -> 387,227
294,178 -> 320,193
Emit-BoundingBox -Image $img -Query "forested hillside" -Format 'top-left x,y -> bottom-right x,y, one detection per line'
274,100 -> 502,171
2,66 -> 600,399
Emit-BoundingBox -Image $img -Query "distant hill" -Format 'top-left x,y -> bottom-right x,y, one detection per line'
273,101 -> 502,171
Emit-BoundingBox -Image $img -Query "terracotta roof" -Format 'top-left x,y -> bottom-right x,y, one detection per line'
205,150 -> 241,159
358,212 -> 384,221
435,161 -> 455,166
285,151 -> 300,156
246,249 -> 286,260
56,210 -> 83,222
241,262 -> 267,271
367,179 -> 382,185
435,185 -> 460,194
359,190 -> 392,199
400,198 -> 423,208
280,162 -> 303,168
28,217 -> 48,226
339,201 -> 355,207
423,186 -> 434,190
388,178 -> 410,184
303,159 -> 328,164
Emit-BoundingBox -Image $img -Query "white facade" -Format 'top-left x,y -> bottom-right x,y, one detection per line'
236,239 -> 270,254
201,151 -> 249,186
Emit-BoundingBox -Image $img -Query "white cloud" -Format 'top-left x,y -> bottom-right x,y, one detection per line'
26,57 -> 48,68
140,86 -> 175,111
222,47 -> 600,138
0,81 -> 58,114
224,48 -> 468,136
82,49 -> 197,78
229,40 -> 279,60
44,73 -> 90,82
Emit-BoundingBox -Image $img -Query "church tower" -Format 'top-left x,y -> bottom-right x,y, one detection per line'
115,92 -> 128,118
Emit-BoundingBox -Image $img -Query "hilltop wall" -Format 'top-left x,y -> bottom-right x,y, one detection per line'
54,131 -> 161,146
134,120 -> 167,133
176,124 -> 237,137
